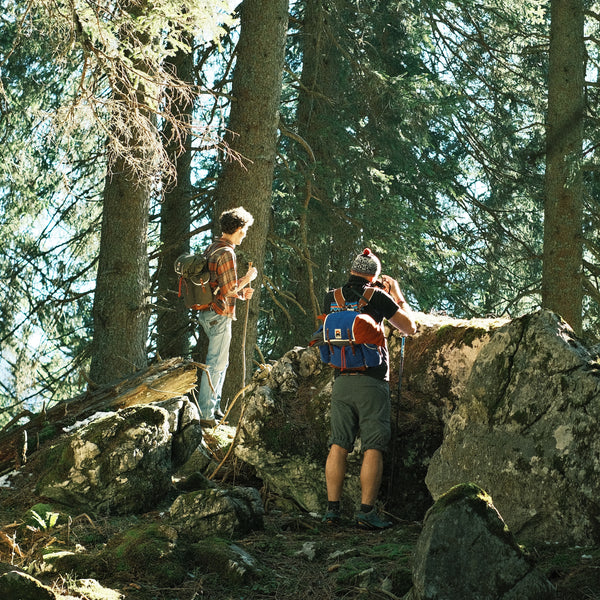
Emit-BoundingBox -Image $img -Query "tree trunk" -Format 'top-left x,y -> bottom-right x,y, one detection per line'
542,0 -> 585,335
89,2 -> 153,384
213,0 -> 290,407
292,0 -> 336,332
156,42 -> 194,359
90,162 -> 151,384
290,0 -> 352,338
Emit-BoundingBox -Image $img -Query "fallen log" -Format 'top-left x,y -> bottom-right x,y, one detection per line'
0,357 -> 199,474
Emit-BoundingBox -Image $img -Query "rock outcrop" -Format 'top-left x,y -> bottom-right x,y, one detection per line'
233,315 -> 507,519
235,310 -> 600,544
36,399 -> 202,515
404,483 -> 555,600
426,310 -> 600,544
234,346 -> 361,514
169,486 -> 265,539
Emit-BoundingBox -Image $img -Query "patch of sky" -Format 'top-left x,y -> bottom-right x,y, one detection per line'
0,472 -> 19,488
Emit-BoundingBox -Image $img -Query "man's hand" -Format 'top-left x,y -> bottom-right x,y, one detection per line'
380,274 -> 406,305
236,266 -> 258,293
241,287 -> 254,300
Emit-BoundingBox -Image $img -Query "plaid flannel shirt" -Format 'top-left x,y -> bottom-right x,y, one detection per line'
205,240 -> 240,318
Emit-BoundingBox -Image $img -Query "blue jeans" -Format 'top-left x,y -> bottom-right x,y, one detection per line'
197,310 -> 232,419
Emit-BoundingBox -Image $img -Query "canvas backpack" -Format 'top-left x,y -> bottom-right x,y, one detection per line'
311,287 -> 386,371
174,246 -> 229,310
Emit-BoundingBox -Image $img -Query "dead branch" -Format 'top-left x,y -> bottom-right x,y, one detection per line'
0,357 -> 198,473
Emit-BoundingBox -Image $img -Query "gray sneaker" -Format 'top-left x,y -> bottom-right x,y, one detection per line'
355,509 -> 392,530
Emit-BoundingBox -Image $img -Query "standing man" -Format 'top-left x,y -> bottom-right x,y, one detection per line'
322,248 -> 417,529
197,207 -> 257,426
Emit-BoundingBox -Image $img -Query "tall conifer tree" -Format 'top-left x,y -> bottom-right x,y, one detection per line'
212,0 -> 290,404
543,0 -> 585,334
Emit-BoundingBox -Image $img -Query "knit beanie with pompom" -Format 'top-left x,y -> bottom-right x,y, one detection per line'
351,248 -> 381,277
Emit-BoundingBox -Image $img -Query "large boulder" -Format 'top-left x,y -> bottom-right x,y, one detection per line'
426,310 -> 600,544
404,483 -> 554,600
232,309 -> 600,541
234,346 -> 363,514
36,404 -> 173,514
233,317 -> 507,519
385,314 -> 510,519
234,316 -> 504,519
400,314 -> 509,403
34,397 -> 203,515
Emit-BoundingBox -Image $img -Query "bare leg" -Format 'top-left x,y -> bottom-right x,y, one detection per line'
325,444 -> 349,501
360,449 -> 384,506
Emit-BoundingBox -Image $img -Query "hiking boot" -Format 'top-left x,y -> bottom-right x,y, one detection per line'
322,510 -> 342,525
355,508 -> 392,530
214,410 -> 228,424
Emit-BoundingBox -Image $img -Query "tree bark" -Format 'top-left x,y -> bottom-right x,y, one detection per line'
213,0 -> 290,407
90,161 -> 151,384
89,1 -> 155,384
542,0 -> 585,334
156,42 -> 194,359
289,0 -> 359,342
292,0 -> 344,331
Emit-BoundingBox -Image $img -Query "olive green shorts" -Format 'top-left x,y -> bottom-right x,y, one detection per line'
328,374 -> 391,452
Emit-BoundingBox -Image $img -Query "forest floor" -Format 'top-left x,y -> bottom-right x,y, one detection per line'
0,469 -> 599,600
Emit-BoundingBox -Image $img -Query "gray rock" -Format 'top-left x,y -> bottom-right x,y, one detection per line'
35,397 -> 202,516
234,347 -> 337,513
0,570 -> 58,600
426,310 -> 600,544
69,579 -> 123,600
234,346 -> 372,515
405,483 -> 555,600
169,486 -> 264,539
156,396 -> 203,467
36,405 -> 172,515
190,539 -> 261,584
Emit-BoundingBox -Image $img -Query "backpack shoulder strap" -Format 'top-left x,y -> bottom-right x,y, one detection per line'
333,288 -> 345,308
359,287 -> 375,309
204,241 -> 225,257
333,286 -> 375,310
203,243 -> 235,268
345,286 -> 375,309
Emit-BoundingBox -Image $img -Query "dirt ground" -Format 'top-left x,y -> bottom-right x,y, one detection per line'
0,425 -> 598,600
0,469 -> 599,600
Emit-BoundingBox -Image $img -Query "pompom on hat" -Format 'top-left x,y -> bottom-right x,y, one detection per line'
351,248 -> 381,277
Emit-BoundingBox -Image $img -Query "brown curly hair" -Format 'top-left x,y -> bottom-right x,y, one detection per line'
219,207 -> 255,234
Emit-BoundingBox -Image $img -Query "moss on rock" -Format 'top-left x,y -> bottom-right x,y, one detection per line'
103,523 -> 185,585
189,537 -> 260,584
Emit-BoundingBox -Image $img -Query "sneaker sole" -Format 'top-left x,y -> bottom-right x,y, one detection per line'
356,519 -> 392,530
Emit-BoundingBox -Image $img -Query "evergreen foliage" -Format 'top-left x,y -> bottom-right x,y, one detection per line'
0,0 -> 103,414
0,0 -> 236,415
1,0 -> 599,412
